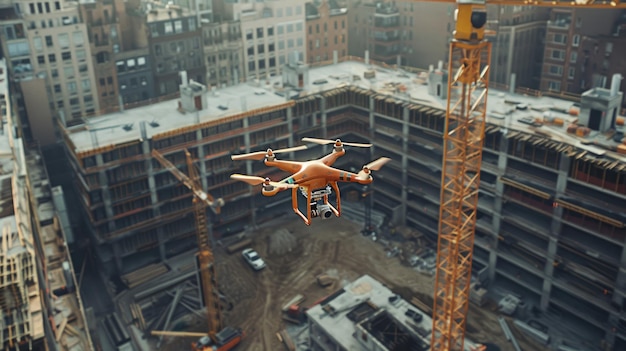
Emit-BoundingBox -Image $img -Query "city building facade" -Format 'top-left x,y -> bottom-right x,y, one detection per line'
224,0 -> 307,80
202,20 -> 244,87
305,0 -> 348,64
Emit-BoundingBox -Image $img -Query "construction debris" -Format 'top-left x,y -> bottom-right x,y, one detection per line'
268,229 -> 298,256
282,294 -> 306,312
226,238 -> 252,254
121,263 -> 169,289
316,274 -> 335,287
277,329 -> 296,351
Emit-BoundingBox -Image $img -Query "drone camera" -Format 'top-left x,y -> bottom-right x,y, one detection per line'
318,204 -> 333,219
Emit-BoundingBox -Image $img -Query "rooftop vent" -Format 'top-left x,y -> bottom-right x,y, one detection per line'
149,120 -> 160,128
123,124 -> 133,131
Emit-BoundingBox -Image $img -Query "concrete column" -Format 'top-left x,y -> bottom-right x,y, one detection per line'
540,236 -> 558,310
365,50 -> 370,65
143,139 -> 167,262
196,130 -> 208,191
320,96 -> 327,138
333,50 -> 338,65
112,241 -> 124,274
96,153 -> 116,234
398,107 -> 410,224
52,186 -> 74,244
488,134 -> 509,284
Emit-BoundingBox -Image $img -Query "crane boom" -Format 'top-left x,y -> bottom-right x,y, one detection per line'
151,149 -> 223,340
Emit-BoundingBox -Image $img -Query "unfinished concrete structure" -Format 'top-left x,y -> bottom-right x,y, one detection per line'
60,57 -> 626,350
306,274 -> 482,351
0,59 -> 93,351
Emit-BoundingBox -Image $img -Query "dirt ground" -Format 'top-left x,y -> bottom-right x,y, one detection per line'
160,216 -> 548,351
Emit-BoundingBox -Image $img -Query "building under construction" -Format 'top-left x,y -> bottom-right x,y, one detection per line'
60,54 -> 626,350
0,59 -> 92,351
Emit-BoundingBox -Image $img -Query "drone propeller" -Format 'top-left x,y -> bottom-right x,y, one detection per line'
301,137 -> 372,148
231,145 -> 308,161
230,174 -> 298,189
357,157 -> 391,181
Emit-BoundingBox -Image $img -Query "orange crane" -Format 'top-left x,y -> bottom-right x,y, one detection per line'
401,1 -> 626,350
151,149 -> 243,351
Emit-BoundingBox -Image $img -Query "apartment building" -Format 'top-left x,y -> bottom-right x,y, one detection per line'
59,58 -> 626,350
347,0 -> 402,65
487,6 -> 549,90
305,0 -> 348,64
147,5 -> 204,96
540,8 -> 622,94
115,48 -> 155,105
202,20 -> 244,87
224,0 -> 307,80
0,0 -> 99,145
78,0 -> 124,115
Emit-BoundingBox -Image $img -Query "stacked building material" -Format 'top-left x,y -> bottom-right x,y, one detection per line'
121,264 -> 169,289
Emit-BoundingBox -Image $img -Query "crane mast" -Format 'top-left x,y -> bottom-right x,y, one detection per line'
423,1 -> 626,350
151,149 -> 224,340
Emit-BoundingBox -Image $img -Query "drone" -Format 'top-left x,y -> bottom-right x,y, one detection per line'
230,137 -> 390,225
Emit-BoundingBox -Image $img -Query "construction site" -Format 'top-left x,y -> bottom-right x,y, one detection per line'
53,50 -> 626,351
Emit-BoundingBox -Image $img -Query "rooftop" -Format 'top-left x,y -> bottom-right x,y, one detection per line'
64,59 -> 626,162
306,274 -> 482,351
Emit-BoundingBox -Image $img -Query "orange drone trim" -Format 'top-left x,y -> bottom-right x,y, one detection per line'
230,137 -> 390,225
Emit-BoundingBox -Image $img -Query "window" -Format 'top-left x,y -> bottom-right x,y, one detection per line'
269,57 -> 276,67
568,68 -> 575,79
58,33 -> 69,48
54,84 -> 61,93
572,34 -> 580,47
606,42 -> 613,55
278,41 -> 285,50
548,81 -> 561,91
316,24 -> 320,33
268,43 -> 275,52
570,51 -> 577,63
67,81 -> 77,94
309,40 -> 313,51
82,79 -> 91,91
248,61 -> 255,71
309,25 -> 312,35
268,27 -> 274,36
277,8 -> 283,17
51,69 -> 58,78
288,39 -> 294,48
33,37 -> 43,51
76,49 -> 86,61
164,22 -> 173,34
549,65 -> 563,76
48,54 -> 56,63
62,51 -> 71,61
45,35 -> 53,47
70,97 -> 80,106
138,57 -> 146,66
64,66 -> 74,78
116,61 -> 125,72
286,7 -> 292,16
84,95 -> 93,103
277,25 -> 284,35
246,29 -> 253,40
79,64 -> 87,73
296,22 -> 303,32
553,33 -> 566,44
258,59 -> 265,69
296,5 -> 302,15
551,49 -> 564,60
188,18 -> 196,31
257,27 -> 263,38
7,42 -> 30,56
247,46 -> 254,55
334,21 -> 338,30
342,20 -> 345,29
37,55 -> 45,64
287,24 -> 294,33
257,44 -> 264,54
297,38 -> 303,47
174,20 -> 183,33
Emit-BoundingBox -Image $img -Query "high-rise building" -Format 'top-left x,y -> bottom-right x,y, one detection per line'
146,4 -> 205,96
0,0 -> 99,144
488,5 -> 549,90
305,0 -> 348,64
202,20 -> 244,87
540,8 -> 622,95
347,0 -> 402,65
224,0 -> 308,80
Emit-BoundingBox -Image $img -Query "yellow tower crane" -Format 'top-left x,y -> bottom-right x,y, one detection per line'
401,1 -> 626,350
151,149 -> 243,351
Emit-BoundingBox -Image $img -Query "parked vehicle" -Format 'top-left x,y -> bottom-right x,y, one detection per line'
242,248 -> 266,270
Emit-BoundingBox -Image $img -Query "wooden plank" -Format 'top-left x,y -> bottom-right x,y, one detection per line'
279,330 -> 296,351
56,316 -> 68,342
281,294 -> 305,312
226,238 -> 253,254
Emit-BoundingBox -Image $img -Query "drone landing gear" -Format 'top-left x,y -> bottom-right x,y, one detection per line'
292,183 -> 341,225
